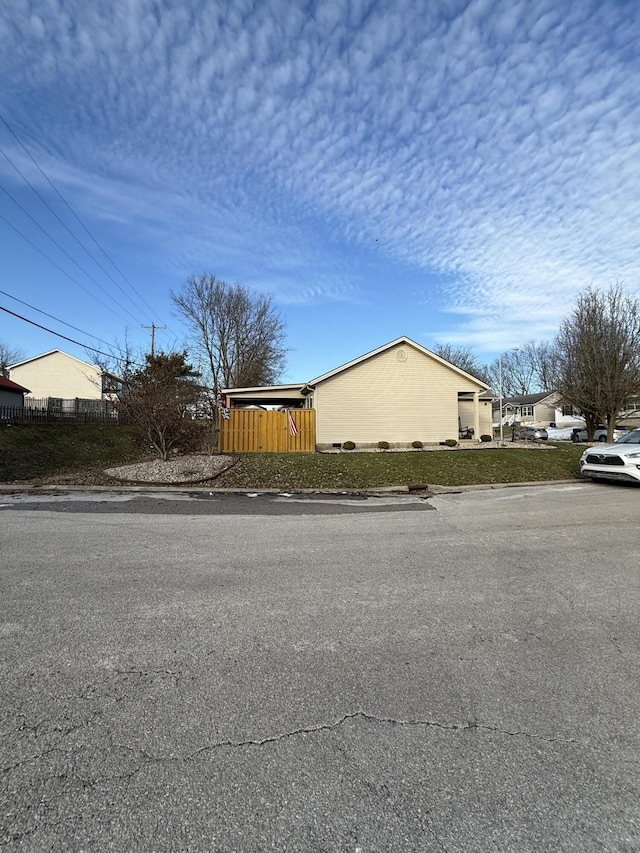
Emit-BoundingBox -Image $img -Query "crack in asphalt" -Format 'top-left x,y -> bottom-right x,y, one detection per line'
2,707 -> 589,779
607,634 -> 640,670
182,709 -> 584,758
0,709 -> 611,850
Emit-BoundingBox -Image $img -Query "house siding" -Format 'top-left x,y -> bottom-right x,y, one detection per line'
513,402 -> 556,425
315,343 -> 485,445
533,403 -> 556,424
458,399 -> 493,437
10,351 -> 103,400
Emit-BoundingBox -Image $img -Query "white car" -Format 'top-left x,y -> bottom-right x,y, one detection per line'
571,425 -> 627,442
579,429 -> 640,483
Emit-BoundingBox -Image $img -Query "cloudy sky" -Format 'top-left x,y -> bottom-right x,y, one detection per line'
1,0 -> 639,381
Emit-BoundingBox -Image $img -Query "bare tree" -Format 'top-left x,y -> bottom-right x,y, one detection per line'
0,341 -> 24,377
433,343 -> 489,384
485,341 -> 552,396
530,340 -> 556,393
85,334 -> 145,398
550,284 -> 640,442
172,273 -> 287,414
117,351 -> 202,460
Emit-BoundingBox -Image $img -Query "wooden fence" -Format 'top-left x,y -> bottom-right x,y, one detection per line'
219,409 -> 315,453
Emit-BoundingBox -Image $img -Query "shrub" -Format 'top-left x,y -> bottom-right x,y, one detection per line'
342,441 -> 356,450
444,439 -> 458,447
377,441 -> 390,450
480,434 -> 493,442
412,440 -> 423,449
117,351 -> 201,460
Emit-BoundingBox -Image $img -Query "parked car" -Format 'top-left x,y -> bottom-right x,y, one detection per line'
579,428 -> 640,483
513,426 -> 548,441
571,425 -> 628,443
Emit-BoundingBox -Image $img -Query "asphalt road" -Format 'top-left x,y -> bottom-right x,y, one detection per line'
0,490 -> 434,516
1,483 -> 639,851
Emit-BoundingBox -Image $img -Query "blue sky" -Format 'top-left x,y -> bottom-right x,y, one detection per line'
2,0 -> 639,382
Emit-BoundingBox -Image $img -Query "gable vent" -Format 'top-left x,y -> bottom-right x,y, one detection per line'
396,349 -> 408,362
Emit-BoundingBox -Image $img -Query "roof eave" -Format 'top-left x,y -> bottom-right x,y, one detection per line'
307,336 -> 489,389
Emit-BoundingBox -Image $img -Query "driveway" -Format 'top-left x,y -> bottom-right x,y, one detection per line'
1,483 -> 639,851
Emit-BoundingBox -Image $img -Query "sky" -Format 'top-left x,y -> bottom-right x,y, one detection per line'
1,0 -> 640,383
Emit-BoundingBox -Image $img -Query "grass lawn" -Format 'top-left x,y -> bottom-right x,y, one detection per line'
0,424 -> 585,488
213,445 -> 585,489
0,424 -> 147,483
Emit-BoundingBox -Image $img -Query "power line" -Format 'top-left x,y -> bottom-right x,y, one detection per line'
0,112 -> 160,320
0,141 -> 151,320
0,181 -> 142,325
0,287 -> 114,348
0,212 -> 137,324
1,304 -> 118,360
0,304 -> 145,368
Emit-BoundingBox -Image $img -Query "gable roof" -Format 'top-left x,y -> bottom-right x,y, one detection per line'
9,349 -> 102,372
0,375 -> 31,394
504,392 -> 558,406
308,336 -> 489,389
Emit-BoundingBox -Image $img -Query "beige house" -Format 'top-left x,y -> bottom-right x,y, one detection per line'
9,350 -> 120,402
223,337 -> 493,448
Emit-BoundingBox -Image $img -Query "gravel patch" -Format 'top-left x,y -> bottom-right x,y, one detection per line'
105,454 -> 236,484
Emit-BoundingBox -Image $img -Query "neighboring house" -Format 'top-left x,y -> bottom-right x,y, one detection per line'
8,350 -> 121,403
222,336 -> 493,448
493,392 -> 583,429
620,394 -> 640,420
494,391 -> 640,430
0,375 -> 31,407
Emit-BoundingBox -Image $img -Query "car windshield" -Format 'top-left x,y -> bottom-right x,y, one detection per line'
614,429 -> 640,444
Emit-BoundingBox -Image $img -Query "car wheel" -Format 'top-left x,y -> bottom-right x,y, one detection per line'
598,435 -> 607,442
571,434 -> 579,443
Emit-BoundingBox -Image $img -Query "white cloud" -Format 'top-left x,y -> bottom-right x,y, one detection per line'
2,0 -> 640,353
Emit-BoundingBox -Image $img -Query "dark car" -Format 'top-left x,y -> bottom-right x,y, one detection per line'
513,426 -> 548,441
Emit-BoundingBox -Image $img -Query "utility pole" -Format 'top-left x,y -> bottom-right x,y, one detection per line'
142,323 -> 166,356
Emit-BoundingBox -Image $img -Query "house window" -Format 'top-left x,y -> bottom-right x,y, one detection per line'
102,376 -> 122,394
519,405 -> 534,417
561,404 -> 575,416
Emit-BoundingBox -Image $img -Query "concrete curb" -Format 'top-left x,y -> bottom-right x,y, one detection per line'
426,478 -> 581,494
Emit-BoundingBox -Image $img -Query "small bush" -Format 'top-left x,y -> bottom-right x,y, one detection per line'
377,441 -> 390,450
480,434 -> 493,442
444,439 -> 458,447
342,441 -> 356,450
412,440 -> 423,449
